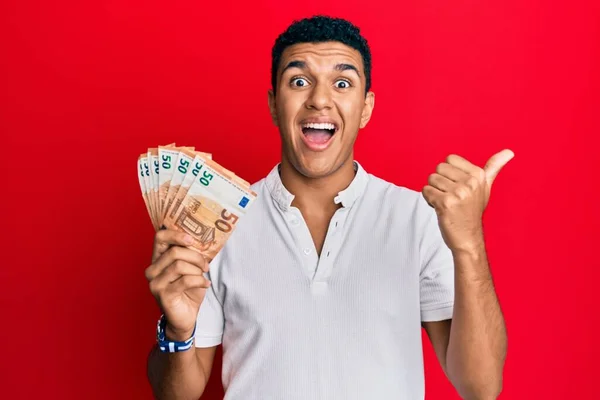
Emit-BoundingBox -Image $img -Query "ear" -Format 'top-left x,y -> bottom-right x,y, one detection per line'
359,91 -> 375,129
267,89 -> 279,127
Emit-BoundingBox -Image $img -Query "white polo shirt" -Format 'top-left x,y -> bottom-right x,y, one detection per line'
194,161 -> 455,400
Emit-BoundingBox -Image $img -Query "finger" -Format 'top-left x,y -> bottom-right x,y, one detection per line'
152,230 -> 194,262
148,261 -> 209,297
146,246 -> 209,281
157,260 -> 206,284
422,185 -> 443,208
168,275 -> 211,294
484,149 -> 514,185
427,173 -> 455,193
435,162 -> 470,182
446,154 -> 480,176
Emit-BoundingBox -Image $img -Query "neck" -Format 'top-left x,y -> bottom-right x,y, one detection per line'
279,156 -> 356,214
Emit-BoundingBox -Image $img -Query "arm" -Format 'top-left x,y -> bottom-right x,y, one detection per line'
147,344 -> 217,400
423,246 -> 506,400
144,229 -> 223,400
422,150 -> 513,399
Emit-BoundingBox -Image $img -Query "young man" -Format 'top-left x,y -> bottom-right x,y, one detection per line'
146,16 -> 510,400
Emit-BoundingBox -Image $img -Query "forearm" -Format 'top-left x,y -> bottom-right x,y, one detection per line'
147,344 -> 208,400
446,247 -> 507,399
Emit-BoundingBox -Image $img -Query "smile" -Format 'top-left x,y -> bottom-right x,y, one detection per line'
300,119 -> 339,151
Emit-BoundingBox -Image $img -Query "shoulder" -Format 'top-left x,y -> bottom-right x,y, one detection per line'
232,174 -> 273,231
247,176 -> 270,213
249,176 -> 266,195
365,174 -> 427,211
363,173 -> 436,231
207,175 -> 270,270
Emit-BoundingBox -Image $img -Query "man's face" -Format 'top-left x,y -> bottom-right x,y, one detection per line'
268,41 -> 375,179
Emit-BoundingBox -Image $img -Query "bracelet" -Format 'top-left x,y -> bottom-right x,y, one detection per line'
156,314 -> 196,353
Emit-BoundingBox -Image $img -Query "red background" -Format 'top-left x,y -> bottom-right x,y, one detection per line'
1,0 -> 599,399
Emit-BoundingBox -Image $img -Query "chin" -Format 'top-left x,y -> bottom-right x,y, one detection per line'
293,155 -> 345,179
282,128 -> 353,179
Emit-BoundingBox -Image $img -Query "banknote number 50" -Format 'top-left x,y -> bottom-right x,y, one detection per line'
178,158 -> 190,174
161,154 -> 172,169
199,171 -> 214,186
215,210 -> 239,233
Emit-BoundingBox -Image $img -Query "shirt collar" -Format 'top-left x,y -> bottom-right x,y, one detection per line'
265,161 -> 369,212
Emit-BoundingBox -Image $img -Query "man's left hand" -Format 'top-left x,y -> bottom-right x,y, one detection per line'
422,149 -> 514,254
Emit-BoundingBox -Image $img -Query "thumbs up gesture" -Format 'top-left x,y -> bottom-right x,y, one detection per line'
422,149 -> 514,254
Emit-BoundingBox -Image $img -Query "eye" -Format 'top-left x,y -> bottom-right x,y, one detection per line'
291,77 -> 309,87
334,79 -> 351,89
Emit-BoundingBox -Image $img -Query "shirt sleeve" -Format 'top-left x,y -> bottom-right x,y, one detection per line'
193,207 -> 250,348
419,196 -> 455,322
194,269 -> 224,348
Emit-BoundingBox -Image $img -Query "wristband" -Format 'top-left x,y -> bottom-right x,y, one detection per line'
156,314 -> 196,353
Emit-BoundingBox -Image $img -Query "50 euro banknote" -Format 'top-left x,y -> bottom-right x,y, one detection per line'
163,158 -> 256,261
165,150 -> 213,223
159,146 -> 212,223
137,153 -> 158,230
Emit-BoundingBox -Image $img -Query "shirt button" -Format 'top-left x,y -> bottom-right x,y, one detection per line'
303,248 -> 311,255
290,218 -> 299,226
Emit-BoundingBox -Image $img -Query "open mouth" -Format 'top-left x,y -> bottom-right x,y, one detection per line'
301,122 -> 338,144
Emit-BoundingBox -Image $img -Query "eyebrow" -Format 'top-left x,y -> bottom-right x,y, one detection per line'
281,60 -> 361,77
334,63 -> 361,77
281,60 -> 307,74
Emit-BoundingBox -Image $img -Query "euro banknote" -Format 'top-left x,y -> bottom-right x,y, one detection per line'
137,143 -> 256,261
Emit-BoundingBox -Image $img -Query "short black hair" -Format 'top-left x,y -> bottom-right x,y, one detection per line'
271,15 -> 372,95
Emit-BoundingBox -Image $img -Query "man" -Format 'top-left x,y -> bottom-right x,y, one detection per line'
146,15 -> 509,400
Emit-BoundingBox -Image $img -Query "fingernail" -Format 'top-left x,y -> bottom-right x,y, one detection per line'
184,235 -> 194,245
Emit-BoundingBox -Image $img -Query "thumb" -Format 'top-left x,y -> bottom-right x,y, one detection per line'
484,149 -> 515,185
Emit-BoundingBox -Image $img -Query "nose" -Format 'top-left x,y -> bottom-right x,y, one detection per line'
305,81 -> 333,111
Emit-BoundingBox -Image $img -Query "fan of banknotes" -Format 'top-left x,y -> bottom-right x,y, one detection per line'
137,144 -> 257,261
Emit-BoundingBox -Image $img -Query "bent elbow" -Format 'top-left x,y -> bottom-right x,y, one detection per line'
455,377 -> 503,400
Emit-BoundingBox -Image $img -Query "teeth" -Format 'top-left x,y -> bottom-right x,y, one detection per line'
302,122 -> 336,130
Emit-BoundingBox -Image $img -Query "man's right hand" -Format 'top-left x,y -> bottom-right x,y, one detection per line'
145,230 -> 211,341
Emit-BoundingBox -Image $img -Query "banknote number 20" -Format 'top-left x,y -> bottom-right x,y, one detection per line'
215,210 -> 239,233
